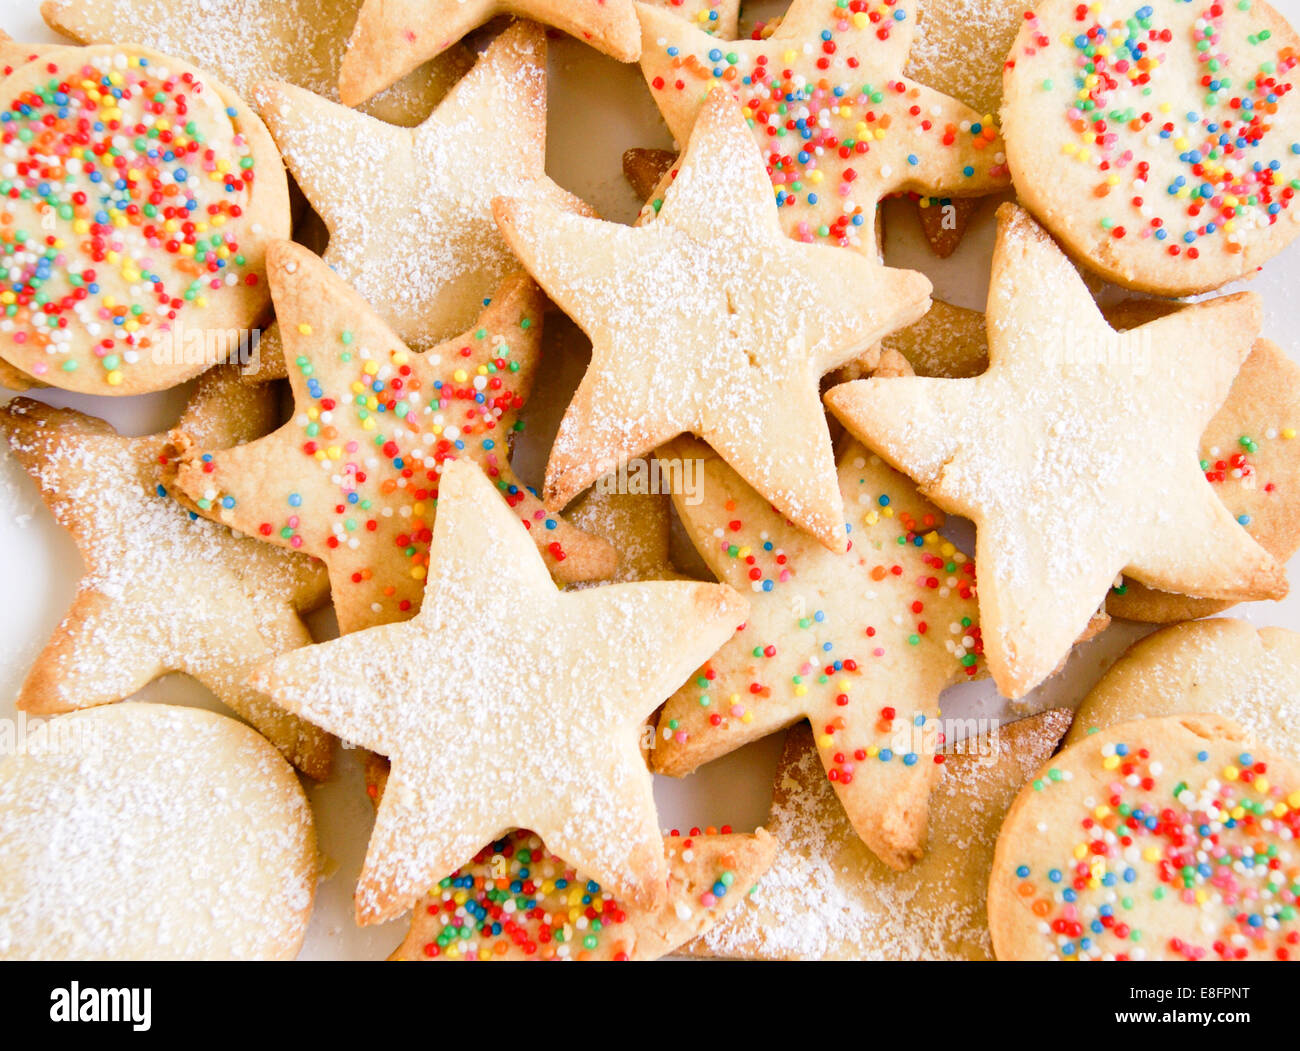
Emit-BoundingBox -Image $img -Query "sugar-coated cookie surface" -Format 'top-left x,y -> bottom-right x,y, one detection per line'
0,371 -> 334,778
175,241 -> 615,635
652,436 -> 982,871
826,204 -> 1286,699
637,0 -> 1010,250
250,458 -> 748,925
0,44 -> 289,394
389,828 -> 775,960
1071,617 -> 1300,756
0,703 -> 317,961
40,0 -> 472,127
688,711 -> 1072,959
989,713 -> 1300,961
1003,0 -> 1300,294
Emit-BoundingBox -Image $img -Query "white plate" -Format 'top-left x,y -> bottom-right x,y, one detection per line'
1,0 -> 1298,961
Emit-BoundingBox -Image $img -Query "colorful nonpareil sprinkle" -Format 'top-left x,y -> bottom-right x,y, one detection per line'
0,51 -> 262,385
640,0 -> 1009,247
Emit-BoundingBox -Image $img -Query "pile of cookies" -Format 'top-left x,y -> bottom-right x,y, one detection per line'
0,0 -> 1298,962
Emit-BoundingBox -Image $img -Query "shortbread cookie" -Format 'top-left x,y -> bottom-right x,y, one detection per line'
175,241 -> 614,634
636,0 -> 1010,251
0,703 -> 316,961
250,458 -> 747,924
1070,618 -> 1300,757
340,0 -> 642,107
1003,0 -> 1300,295
495,91 -> 932,551
652,436 -> 981,870
566,486 -> 688,583
906,0 -> 1024,255
989,713 -> 1300,960
40,0 -> 472,126
688,710 -> 1072,959
0,371 -> 333,778
0,43 -> 290,394
249,21 -> 593,383
389,827 -> 775,960
825,204 -> 1285,699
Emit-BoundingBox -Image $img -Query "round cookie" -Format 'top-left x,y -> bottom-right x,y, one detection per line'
1003,0 -> 1300,295
1069,617 -> 1300,756
0,703 -> 317,960
990,713 -> 1300,961
0,43 -> 290,394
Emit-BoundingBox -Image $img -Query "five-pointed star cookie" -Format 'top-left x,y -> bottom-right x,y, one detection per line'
825,204 -> 1287,700
175,241 -> 615,635
387,826 -> 775,961
250,20 -> 594,381
494,90 -> 932,551
250,457 -> 748,924
0,370 -> 334,778
340,0 -> 642,107
685,710 -> 1072,959
651,435 -> 982,870
635,0 -> 1010,250
40,0 -> 471,126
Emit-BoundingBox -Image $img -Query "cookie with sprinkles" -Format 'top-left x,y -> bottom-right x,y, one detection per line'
174,240 -> 615,635
248,21 -> 594,385
989,713 -> 1300,960
40,0 -> 473,128
0,703 -> 317,961
340,0 -> 642,107
0,369 -> 334,778
249,457 -> 748,924
826,203 -> 1286,700
388,828 -> 775,960
1070,617 -> 1300,756
494,90 -> 932,551
635,0 -> 1011,251
1003,0 -> 1300,295
651,436 -> 983,870
686,710 -> 1072,959
0,43 -> 291,394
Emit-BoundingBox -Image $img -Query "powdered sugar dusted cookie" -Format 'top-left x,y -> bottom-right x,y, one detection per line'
248,21 -> 593,382
989,713 -> 1300,960
636,0 -> 1010,251
1003,0 -> 1300,295
0,703 -> 317,961
0,370 -> 333,778
40,0 -> 472,126
389,827 -> 775,960
0,43 -> 290,394
826,204 -> 1286,699
495,91 -> 932,551
175,241 -> 614,634
1070,617 -> 1300,757
687,710 -> 1072,959
250,458 -> 748,924
340,1 -> 642,107
652,436 -> 982,870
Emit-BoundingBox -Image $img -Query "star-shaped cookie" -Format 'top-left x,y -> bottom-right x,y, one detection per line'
0,370 -> 333,778
825,203 -> 1287,700
494,90 -> 932,551
687,710 -> 1072,959
340,1 -> 642,107
250,20 -> 594,381
635,0 -> 1010,250
388,828 -> 775,960
250,457 -> 748,924
40,0 -> 471,126
651,435 -> 981,870
175,241 -> 615,635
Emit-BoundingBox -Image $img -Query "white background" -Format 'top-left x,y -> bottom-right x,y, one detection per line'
0,0 -> 1297,960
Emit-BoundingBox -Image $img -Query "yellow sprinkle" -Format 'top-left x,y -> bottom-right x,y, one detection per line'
297,323 -> 312,335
